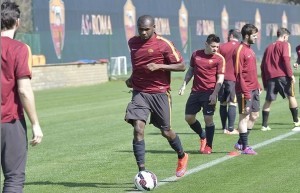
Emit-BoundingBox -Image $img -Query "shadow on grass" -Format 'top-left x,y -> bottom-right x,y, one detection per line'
25,181 -> 133,189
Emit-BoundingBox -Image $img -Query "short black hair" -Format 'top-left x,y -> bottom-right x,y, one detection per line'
1,0 -> 20,30
137,15 -> 154,26
206,34 -> 220,44
241,24 -> 258,39
277,27 -> 290,37
228,29 -> 241,40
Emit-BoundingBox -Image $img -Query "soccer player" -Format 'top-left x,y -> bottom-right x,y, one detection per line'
1,1 -> 43,192
218,29 -> 240,135
233,24 -> 260,155
179,34 -> 225,154
294,44 -> 300,69
260,28 -> 300,132
124,15 -> 188,177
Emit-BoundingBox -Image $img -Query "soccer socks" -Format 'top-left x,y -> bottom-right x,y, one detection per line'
133,140 -> 145,171
227,105 -> 236,131
262,110 -> 270,127
205,125 -> 215,148
239,132 -> 248,150
168,135 -> 185,159
290,107 -> 299,122
189,120 -> 206,139
219,105 -> 227,130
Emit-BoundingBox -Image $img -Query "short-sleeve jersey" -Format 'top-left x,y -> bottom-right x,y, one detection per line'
190,49 -> 225,92
1,36 -> 32,123
219,40 -> 239,81
128,33 -> 183,93
260,41 -> 292,86
296,45 -> 300,64
234,42 -> 260,99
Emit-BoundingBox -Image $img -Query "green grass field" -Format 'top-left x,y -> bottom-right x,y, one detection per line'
2,74 -> 300,193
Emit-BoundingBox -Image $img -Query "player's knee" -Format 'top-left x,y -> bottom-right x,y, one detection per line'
250,112 -> 259,121
185,115 -> 195,124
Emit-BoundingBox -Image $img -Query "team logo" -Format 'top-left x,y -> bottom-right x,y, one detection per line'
255,9 -> 261,50
148,49 -> 154,54
179,1 -> 188,53
124,0 -> 136,43
49,0 -> 65,59
221,6 -> 229,42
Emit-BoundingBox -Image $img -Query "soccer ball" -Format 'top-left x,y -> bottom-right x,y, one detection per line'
134,170 -> 158,191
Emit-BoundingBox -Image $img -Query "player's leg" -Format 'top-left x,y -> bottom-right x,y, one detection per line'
150,92 -> 188,177
202,102 -> 216,154
219,102 -> 228,130
227,102 -> 238,133
133,120 -> 147,171
261,79 -> 276,131
1,120 -> 28,193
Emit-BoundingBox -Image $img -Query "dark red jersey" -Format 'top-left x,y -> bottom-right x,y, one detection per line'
234,42 -> 260,99
219,40 -> 239,81
190,50 -> 225,92
1,36 -> 32,123
128,33 -> 183,93
260,41 -> 292,87
296,45 -> 300,64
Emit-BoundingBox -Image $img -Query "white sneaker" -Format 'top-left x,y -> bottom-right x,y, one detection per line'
292,127 -> 300,132
261,126 -> 271,131
294,119 -> 300,127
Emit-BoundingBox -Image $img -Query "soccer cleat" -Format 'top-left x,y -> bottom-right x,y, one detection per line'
199,138 -> 207,153
292,127 -> 300,132
294,119 -> 300,127
224,129 -> 239,135
234,143 -> 243,151
261,126 -> 271,131
201,145 -> 212,154
241,146 -> 257,155
176,153 -> 189,177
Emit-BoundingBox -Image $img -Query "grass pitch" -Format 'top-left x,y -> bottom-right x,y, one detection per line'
1,75 -> 300,193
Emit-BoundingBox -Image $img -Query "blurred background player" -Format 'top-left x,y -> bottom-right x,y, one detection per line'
294,44 -> 300,69
233,24 -> 260,155
1,1 -> 43,192
260,28 -> 300,132
124,15 -> 188,177
179,34 -> 225,154
218,29 -> 240,135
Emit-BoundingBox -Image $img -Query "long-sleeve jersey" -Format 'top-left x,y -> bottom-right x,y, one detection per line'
234,42 -> 260,99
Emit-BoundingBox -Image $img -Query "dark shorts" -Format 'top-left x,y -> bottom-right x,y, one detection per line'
218,80 -> 237,103
185,91 -> 216,116
237,89 -> 260,114
265,76 -> 295,101
125,90 -> 171,130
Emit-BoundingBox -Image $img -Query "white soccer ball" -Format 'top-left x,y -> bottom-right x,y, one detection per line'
134,170 -> 158,191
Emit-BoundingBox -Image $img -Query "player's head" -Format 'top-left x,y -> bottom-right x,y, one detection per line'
1,1 -> 20,31
277,27 -> 290,42
228,29 -> 240,42
205,34 -> 220,55
137,15 -> 155,40
241,24 -> 258,45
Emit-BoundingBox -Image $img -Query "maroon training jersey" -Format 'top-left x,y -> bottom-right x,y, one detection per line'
1,36 -> 32,123
234,42 -> 260,99
219,40 -> 239,81
190,49 -> 225,92
260,41 -> 292,87
128,33 -> 183,93
296,44 -> 300,64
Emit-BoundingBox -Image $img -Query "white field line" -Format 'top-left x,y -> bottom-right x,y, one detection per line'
129,131 -> 299,192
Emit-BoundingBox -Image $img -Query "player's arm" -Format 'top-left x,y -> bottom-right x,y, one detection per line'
125,74 -> 133,88
209,74 -> 224,105
17,77 -> 43,146
179,66 -> 193,95
147,62 -> 185,72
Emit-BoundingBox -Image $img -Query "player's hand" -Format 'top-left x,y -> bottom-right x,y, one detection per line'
125,78 -> 132,88
178,82 -> 186,95
30,124 -> 43,146
147,63 -> 160,71
291,75 -> 296,84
